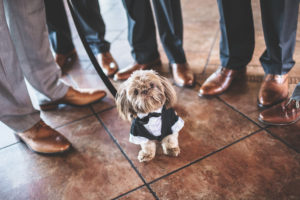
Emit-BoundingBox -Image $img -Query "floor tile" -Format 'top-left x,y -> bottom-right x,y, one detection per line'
98,86 -> 259,182
117,187 -> 155,200
183,22 -> 219,53
110,40 -> 134,70
150,131 -> 300,199
0,116 -> 143,200
267,123 -> 300,153
0,122 -> 18,149
182,0 -> 219,23
101,2 -> 128,31
40,106 -> 92,128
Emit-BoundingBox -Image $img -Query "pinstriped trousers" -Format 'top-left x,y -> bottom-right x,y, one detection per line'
0,0 -> 68,132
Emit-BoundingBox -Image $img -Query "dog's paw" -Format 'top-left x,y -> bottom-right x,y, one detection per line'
163,147 -> 180,157
138,150 -> 155,162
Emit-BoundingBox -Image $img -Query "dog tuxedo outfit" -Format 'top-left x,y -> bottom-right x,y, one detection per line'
129,106 -> 184,144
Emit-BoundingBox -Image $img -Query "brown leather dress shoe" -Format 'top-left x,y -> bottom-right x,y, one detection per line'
258,98 -> 300,125
40,87 -> 107,110
170,63 -> 194,87
258,74 -> 289,108
17,120 -> 71,154
55,49 -> 77,69
113,58 -> 162,81
199,67 -> 246,97
96,52 -> 119,77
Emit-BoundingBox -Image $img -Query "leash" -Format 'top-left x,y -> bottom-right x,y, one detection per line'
67,0 -> 117,97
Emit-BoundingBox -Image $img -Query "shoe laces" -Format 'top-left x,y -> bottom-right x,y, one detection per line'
285,98 -> 300,109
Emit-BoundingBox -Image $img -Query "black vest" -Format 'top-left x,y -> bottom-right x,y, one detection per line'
130,106 -> 179,141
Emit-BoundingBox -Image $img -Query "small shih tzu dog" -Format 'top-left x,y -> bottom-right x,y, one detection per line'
116,70 -> 184,162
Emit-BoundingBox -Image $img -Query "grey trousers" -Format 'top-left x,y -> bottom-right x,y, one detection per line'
0,0 -> 68,132
291,82 -> 300,101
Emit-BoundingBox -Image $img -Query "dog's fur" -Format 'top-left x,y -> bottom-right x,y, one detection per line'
116,70 -> 181,162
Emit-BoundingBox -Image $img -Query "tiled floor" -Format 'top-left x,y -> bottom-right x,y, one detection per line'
0,0 -> 300,199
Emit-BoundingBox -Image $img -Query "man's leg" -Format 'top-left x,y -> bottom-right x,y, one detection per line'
4,0 -> 69,105
218,0 -> 254,70
114,0 -> 162,81
0,0 -> 40,132
199,0 -> 254,96
152,0 -> 194,87
0,0 -> 71,154
70,0 -> 118,76
44,0 -> 77,69
122,0 -> 159,63
152,0 -> 186,64
257,0 -> 299,108
71,0 -> 110,54
5,0 -> 106,110
44,0 -> 74,55
260,0 -> 299,75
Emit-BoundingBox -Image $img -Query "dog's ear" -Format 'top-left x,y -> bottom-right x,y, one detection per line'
115,83 -> 136,121
160,76 -> 177,108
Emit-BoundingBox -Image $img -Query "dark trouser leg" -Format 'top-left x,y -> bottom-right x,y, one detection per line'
260,0 -> 299,75
71,0 -> 110,54
44,0 -> 74,54
217,0 -> 255,70
122,0 -> 159,64
152,0 -> 186,64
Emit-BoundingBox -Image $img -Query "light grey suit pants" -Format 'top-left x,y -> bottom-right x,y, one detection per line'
0,0 -> 68,132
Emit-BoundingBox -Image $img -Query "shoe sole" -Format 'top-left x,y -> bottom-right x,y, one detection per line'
16,134 -> 72,155
258,117 -> 300,126
40,93 -> 107,111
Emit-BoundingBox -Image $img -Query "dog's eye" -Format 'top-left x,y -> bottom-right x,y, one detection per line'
150,83 -> 154,88
134,89 -> 138,95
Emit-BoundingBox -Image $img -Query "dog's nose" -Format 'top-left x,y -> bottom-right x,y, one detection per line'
141,90 -> 148,95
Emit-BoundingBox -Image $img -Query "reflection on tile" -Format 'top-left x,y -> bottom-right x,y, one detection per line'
41,106 -> 92,128
218,79 -> 266,126
0,122 -> 18,149
0,116 -> 143,200
151,131 -> 300,199
268,123 -> 300,152
117,187 -> 155,200
99,86 -> 259,182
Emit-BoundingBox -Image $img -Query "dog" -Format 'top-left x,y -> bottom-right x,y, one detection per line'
116,70 -> 184,162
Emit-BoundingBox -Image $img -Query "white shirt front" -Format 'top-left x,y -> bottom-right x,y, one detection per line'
129,107 -> 184,144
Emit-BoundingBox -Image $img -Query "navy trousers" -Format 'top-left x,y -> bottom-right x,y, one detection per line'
44,0 -> 110,55
122,0 -> 186,64
217,0 -> 299,75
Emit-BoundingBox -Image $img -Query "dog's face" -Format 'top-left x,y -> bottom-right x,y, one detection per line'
116,70 -> 176,121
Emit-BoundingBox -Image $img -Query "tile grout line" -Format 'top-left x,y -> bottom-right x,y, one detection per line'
90,107 -> 159,200
0,142 -> 20,151
0,106 -> 117,152
216,96 -> 265,129
148,128 -> 263,185
111,184 -> 147,200
264,128 -> 300,153
201,28 -> 220,76
216,96 -> 300,153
